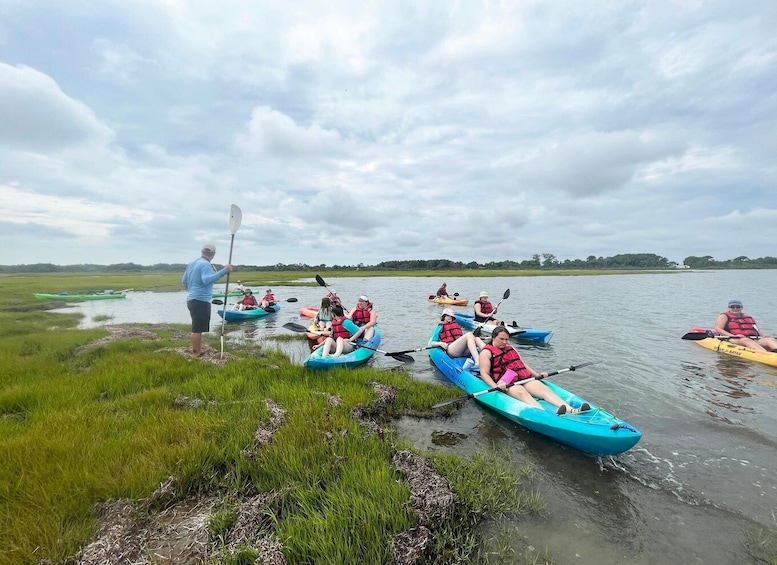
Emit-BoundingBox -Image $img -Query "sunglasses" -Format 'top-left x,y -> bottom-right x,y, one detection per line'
730,305 -> 742,309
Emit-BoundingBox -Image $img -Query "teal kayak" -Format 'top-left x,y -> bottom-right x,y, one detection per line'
429,326 -> 640,456
304,327 -> 383,370
454,313 -> 553,343
212,291 -> 244,298
217,304 -> 279,321
34,292 -> 127,300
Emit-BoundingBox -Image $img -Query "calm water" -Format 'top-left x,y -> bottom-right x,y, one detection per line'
54,271 -> 777,564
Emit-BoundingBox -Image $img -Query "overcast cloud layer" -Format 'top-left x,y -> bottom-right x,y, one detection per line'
1,1 -> 776,267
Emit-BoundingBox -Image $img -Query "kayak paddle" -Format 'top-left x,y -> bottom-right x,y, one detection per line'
681,331 -> 761,341
220,204 -> 242,359
315,274 -> 348,312
482,288 -> 510,322
432,361 -> 601,409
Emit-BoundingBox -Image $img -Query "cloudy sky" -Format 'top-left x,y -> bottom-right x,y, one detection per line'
1,1 -> 775,267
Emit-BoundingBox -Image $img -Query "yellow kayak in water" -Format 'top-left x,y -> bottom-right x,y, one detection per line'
683,327 -> 777,368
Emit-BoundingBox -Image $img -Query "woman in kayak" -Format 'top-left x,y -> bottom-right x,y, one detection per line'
260,289 -> 276,309
348,295 -> 378,341
430,308 -> 486,364
320,305 -> 359,357
479,327 -> 589,415
314,296 -> 334,332
436,282 -> 449,298
474,290 -> 503,325
714,299 -> 777,352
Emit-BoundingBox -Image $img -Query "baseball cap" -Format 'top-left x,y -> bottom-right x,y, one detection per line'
442,308 -> 455,317
201,243 -> 216,254
728,299 -> 743,307
479,291 -> 489,297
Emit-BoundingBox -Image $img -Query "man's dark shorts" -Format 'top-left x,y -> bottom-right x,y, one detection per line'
187,299 -> 211,333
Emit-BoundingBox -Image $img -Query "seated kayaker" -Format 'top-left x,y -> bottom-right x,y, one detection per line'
474,291 -> 503,325
714,300 -> 777,352
348,295 -> 378,341
233,280 -> 245,293
436,282 -> 449,298
320,305 -> 359,357
326,288 -> 343,308
314,297 -> 334,331
479,327 -> 589,415
430,308 -> 486,366
260,289 -> 276,309
235,289 -> 259,310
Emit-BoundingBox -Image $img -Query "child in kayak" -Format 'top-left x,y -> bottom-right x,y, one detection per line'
430,308 -> 486,366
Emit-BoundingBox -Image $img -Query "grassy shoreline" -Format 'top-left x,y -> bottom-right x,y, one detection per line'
0,274 -> 547,564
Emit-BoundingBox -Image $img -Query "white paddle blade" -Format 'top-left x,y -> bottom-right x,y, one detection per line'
229,204 -> 242,234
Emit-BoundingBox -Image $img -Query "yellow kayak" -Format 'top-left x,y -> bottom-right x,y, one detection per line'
684,327 -> 777,368
427,295 -> 469,306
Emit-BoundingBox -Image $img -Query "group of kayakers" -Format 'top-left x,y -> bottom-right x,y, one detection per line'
234,287 -> 276,311
305,291 -> 379,358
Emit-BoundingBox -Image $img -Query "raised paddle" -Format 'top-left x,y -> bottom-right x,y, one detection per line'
219,204 -> 242,358
315,274 -> 348,313
482,289 -> 510,322
432,361 -> 601,409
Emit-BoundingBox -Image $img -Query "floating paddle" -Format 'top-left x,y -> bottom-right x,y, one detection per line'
219,204 -> 242,358
432,361 -> 601,409
282,322 -> 414,362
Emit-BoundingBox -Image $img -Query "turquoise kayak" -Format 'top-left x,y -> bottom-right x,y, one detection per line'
34,292 -> 127,300
217,304 -> 279,321
304,327 -> 383,370
429,326 -> 640,456
454,313 -> 553,343
212,291 -> 244,298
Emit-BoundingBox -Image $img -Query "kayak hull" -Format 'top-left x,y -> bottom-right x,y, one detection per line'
304,327 -> 383,370
217,304 -> 280,321
429,326 -> 641,456
454,313 -> 553,344
686,327 -> 777,367
299,306 -> 319,318
428,296 -> 469,306
212,291 -> 244,298
34,293 -> 126,300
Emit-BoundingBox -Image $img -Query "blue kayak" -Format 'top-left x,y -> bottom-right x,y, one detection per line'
217,304 -> 279,322
454,313 -> 553,344
429,326 -> 641,456
304,327 -> 383,370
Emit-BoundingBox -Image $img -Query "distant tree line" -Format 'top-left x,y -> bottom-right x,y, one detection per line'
2,254 -> 777,273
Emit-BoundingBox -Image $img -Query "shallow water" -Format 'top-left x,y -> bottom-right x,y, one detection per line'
55,271 -> 777,564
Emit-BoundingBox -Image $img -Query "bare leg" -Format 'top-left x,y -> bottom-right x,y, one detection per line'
321,337 -> 336,357
191,333 -> 202,357
523,381 -> 573,411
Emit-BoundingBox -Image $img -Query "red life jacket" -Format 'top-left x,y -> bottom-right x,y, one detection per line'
483,344 -> 531,381
723,312 -> 760,337
327,293 -> 342,306
475,298 -> 493,314
351,303 -> 373,326
331,316 -> 351,339
438,321 -> 463,343
241,295 -> 258,306
263,293 -> 275,303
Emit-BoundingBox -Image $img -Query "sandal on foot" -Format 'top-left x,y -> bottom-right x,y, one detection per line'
555,405 -> 567,415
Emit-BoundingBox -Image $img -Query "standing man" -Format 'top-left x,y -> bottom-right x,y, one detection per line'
182,243 -> 233,357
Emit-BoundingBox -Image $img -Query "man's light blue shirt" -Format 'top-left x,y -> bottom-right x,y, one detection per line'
182,257 -> 228,302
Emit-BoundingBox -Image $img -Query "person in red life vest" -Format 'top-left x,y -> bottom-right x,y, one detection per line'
347,295 -> 378,341
436,282 -> 449,298
430,308 -> 486,363
236,289 -> 259,311
259,289 -> 276,309
479,327 -> 590,415
326,288 -> 343,308
320,305 -> 360,357
714,299 -> 777,352
474,290 -> 503,325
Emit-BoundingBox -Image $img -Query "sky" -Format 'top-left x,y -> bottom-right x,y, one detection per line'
1,1 -> 776,267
